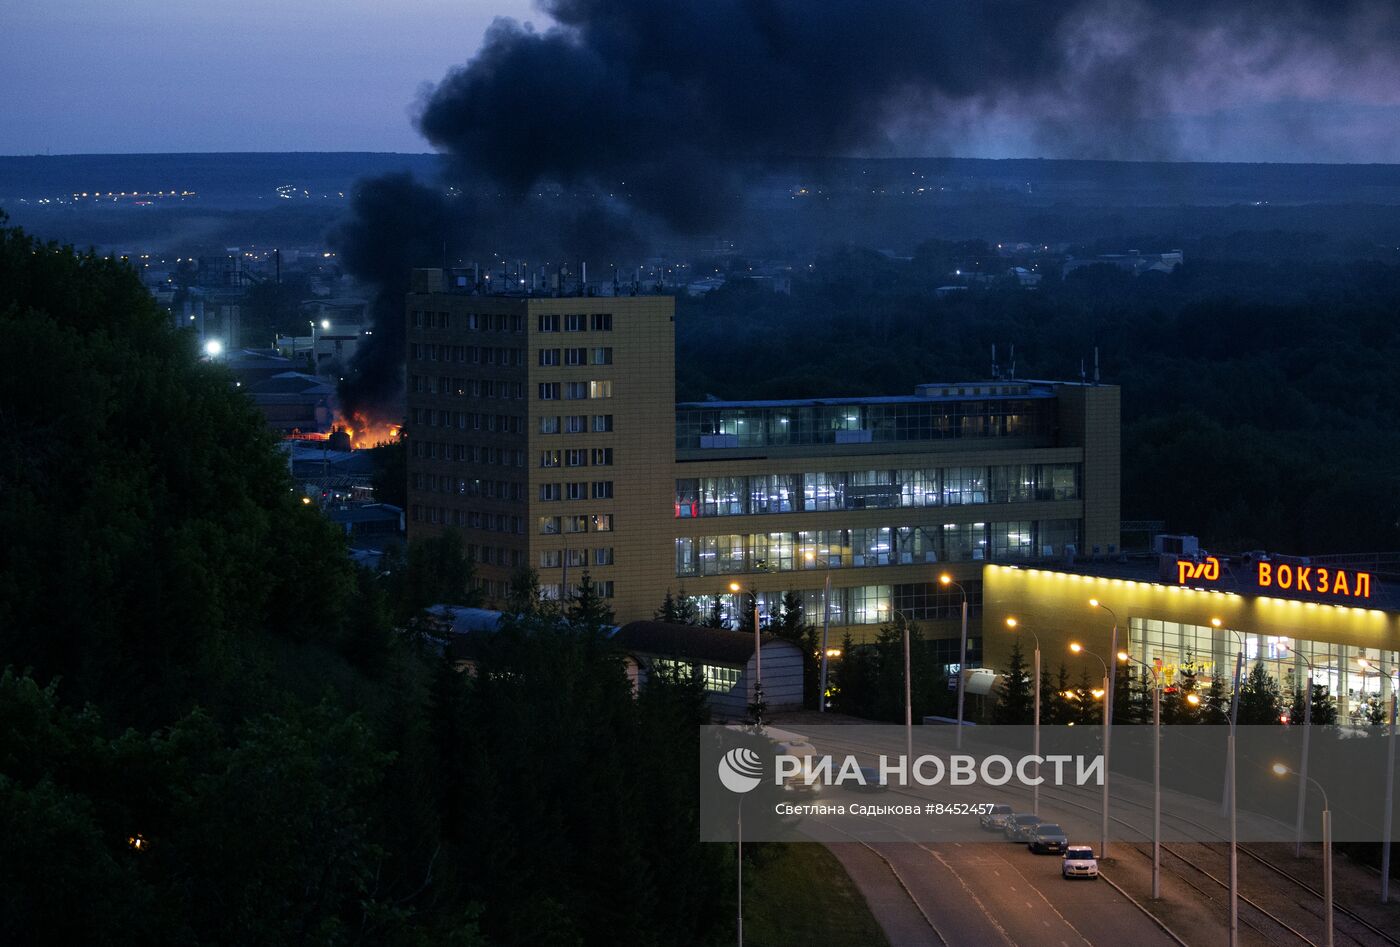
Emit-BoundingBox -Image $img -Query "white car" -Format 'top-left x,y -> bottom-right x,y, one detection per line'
1061,846 -> 1099,879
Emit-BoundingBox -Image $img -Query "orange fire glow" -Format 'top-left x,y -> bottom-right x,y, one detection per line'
333,411 -> 402,449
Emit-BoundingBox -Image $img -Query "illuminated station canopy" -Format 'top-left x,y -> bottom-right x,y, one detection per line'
983,554 -> 1398,717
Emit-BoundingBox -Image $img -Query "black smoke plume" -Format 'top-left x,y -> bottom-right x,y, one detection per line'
334,0 -> 1400,417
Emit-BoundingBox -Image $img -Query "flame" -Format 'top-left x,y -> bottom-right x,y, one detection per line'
333,411 -> 402,449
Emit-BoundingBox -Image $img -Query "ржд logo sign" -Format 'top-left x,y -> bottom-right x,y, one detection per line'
1177,556 -> 1220,584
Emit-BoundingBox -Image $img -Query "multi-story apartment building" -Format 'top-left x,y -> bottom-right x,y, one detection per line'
404,268 -> 676,606
406,268 -> 1120,644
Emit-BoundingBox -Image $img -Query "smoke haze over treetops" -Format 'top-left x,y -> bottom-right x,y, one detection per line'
332,0 -> 1400,415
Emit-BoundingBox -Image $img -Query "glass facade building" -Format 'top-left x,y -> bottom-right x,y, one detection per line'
984,564 -> 1400,725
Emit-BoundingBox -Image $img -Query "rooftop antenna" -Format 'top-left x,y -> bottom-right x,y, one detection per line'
1094,347 -> 1100,384
1009,344 -> 1016,380
991,344 -> 999,380
1080,358 -> 1087,384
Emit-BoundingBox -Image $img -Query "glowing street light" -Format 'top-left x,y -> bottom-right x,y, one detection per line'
1358,656 -> 1398,902
1273,763 -> 1333,946
1007,616 -> 1041,815
1212,615 -> 1244,947
1120,649 -> 1164,899
729,582 -> 761,720
805,550 -> 834,712
203,338 -> 223,358
1088,599 -> 1120,859
1071,640 -> 1111,861
1283,645 -> 1322,858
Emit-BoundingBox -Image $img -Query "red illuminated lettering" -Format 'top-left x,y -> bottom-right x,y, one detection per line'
1258,562 -> 1272,587
1316,568 -> 1329,593
1296,567 -> 1313,592
1334,571 -> 1350,596
1278,564 -> 1293,589
1357,573 -> 1372,598
1178,557 -> 1221,584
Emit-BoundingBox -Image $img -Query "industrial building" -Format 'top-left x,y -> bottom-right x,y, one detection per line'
404,268 -> 1120,643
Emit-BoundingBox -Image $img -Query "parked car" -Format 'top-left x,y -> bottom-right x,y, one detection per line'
1027,823 -> 1069,854
1004,813 -> 1043,841
1061,846 -> 1099,879
980,804 -> 1015,831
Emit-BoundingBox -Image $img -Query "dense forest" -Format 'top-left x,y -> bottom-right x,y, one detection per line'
676,241 -> 1400,554
0,221 -> 729,945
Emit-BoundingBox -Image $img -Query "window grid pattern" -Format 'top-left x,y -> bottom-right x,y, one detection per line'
674,465 -> 1079,518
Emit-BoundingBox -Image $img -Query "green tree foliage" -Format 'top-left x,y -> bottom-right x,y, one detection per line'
566,571 -> 615,633
830,619 -> 951,722
433,612 -> 725,943
0,220 -> 362,726
381,528 -> 482,624
704,594 -> 726,628
1238,660 -> 1286,725
655,588 -> 681,623
654,587 -> 704,626
771,591 -> 820,709
0,224 -> 730,945
0,668 -> 391,946
1162,667 -> 1202,724
993,638 -> 1034,724
1042,663 -> 1073,725
1072,667 -> 1102,726
1203,674 -> 1233,725
1289,681 -> 1339,726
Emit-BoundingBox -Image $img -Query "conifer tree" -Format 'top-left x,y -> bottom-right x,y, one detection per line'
1238,660 -> 1284,725
566,571 -> 615,634
1204,673 -> 1232,725
993,638 -> 1034,724
674,587 -> 700,625
654,589 -> 679,623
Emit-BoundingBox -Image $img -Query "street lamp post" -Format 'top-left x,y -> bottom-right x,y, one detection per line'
729,582 -> 762,718
904,615 -> 913,768
1273,763 -> 1333,947
1070,641 -> 1110,861
1358,657 -> 1398,903
736,798 -> 744,947
1212,616 -> 1243,947
1119,650 -> 1163,899
1286,646 -> 1320,858
1007,617 -> 1041,816
892,608 -> 916,773
1087,599 -> 1120,859
941,574 -> 969,749
805,551 -> 834,712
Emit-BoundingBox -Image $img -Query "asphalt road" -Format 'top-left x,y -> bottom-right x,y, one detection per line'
840,835 -> 1179,947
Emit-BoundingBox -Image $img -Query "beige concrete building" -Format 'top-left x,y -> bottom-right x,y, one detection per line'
405,269 -> 1120,651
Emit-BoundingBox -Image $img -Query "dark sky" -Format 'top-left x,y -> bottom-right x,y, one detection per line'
4,0 -> 1400,162
1,0 -> 532,154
